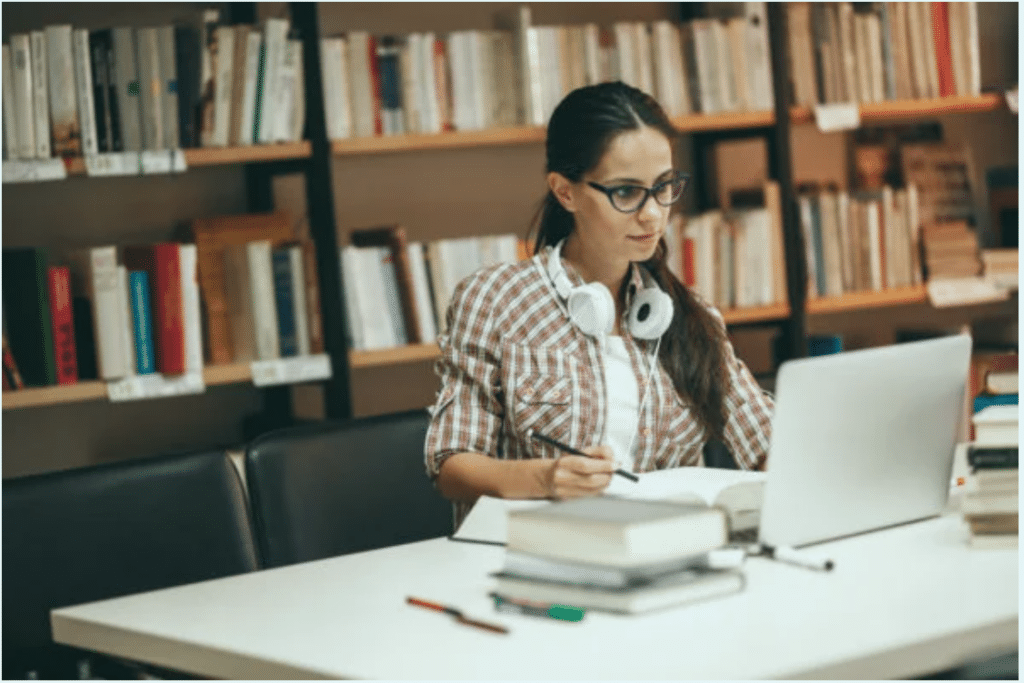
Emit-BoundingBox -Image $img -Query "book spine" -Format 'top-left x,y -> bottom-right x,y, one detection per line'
157,25 -> 179,150
88,30 -> 111,152
71,296 -> 98,380
967,447 -> 1019,470
2,333 -> 25,389
2,45 -> 21,159
238,32 -> 262,145
211,25 -> 234,147
288,245 -> 311,356
178,243 -> 204,374
128,270 -> 156,374
116,265 -> 137,376
272,247 -> 299,357
111,26 -> 141,151
257,18 -> 288,143
81,246 -> 130,379
45,25 -> 81,157
174,26 -> 200,148
302,241 -> 325,354
246,240 -> 280,360
30,31 -> 52,158
136,27 -> 164,150
930,2 -> 955,97
72,29 -> 98,156
10,35 -> 35,160
2,248 -> 57,386
227,25 -> 249,148
48,266 -> 79,385
152,243 -> 185,374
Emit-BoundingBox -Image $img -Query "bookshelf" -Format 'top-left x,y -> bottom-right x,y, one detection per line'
2,2 -> 1018,474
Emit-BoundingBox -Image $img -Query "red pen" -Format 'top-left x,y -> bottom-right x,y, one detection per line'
406,596 -> 510,635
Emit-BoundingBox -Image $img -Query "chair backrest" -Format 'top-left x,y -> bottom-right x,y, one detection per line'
245,409 -> 453,569
2,450 -> 259,679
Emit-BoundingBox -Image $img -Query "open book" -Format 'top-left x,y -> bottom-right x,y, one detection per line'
452,467 -> 766,546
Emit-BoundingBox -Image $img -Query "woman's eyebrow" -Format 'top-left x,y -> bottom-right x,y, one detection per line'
602,169 -> 675,185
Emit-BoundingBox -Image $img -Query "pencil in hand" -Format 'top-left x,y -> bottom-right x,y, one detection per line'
527,429 -> 640,482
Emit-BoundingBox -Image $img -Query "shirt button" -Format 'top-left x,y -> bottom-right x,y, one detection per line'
640,428 -> 650,438
522,388 -> 534,398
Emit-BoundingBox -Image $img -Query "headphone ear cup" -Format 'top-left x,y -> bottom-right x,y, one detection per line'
567,283 -> 616,338
628,287 -> 674,339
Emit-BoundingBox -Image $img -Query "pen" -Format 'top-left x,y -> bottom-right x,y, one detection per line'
762,544 -> 834,572
490,593 -> 586,622
528,430 -> 640,482
406,596 -> 510,635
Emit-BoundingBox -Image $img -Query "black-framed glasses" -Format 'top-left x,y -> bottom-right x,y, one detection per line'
587,173 -> 690,213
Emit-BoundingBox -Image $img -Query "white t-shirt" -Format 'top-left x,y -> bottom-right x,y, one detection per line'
603,335 -> 640,469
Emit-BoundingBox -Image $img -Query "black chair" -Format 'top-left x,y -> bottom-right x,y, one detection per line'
2,450 -> 259,680
245,409 -> 454,569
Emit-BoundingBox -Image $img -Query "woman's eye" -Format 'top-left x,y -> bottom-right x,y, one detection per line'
612,186 -> 644,200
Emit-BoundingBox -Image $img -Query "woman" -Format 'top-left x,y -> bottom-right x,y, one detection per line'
425,82 -> 773,527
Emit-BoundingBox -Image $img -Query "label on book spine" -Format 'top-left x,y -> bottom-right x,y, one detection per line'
107,371 -> 205,402
251,353 -> 332,387
2,159 -> 68,183
85,152 -> 141,177
812,103 -> 861,132
140,149 -> 187,174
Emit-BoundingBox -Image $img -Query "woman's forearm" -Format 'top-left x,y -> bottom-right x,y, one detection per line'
435,451 -> 553,502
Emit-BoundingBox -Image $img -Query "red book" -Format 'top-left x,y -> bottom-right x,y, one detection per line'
434,37 -> 454,132
682,237 -> 696,288
367,35 -> 383,136
930,2 -> 955,97
47,266 -> 79,385
122,243 -> 185,374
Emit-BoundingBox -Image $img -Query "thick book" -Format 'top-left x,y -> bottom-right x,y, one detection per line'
127,270 -> 156,374
500,548 -> 716,590
967,445 -> 1018,470
47,266 -> 78,385
971,405 -> 1018,448
2,247 -> 57,386
66,246 -> 131,380
492,566 -> 744,615
121,243 -> 185,375
507,497 -> 729,567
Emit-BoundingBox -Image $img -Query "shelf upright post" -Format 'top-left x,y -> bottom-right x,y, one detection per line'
290,2 -> 353,420
766,2 -> 808,360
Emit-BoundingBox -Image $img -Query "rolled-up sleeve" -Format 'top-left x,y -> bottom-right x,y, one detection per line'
424,269 -> 506,479
709,308 -> 775,471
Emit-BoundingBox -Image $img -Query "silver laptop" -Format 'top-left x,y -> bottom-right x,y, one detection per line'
758,334 -> 972,548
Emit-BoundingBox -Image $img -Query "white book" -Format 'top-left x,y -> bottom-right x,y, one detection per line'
866,13 -> 885,104
135,27 -> 164,151
246,240 -> 281,360
726,17 -> 751,112
972,405 -> 1019,448
920,2 -> 940,98
156,26 -> 179,149
743,2 -> 774,111
651,22 -> 676,116
359,247 -> 397,349
9,35 -> 34,160
117,265 -> 138,377
287,39 -> 304,142
2,45 -> 20,158
415,33 -> 440,133
45,25 -> 80,157
406,242 -> 438,344
633,22 -> 654,96
287,246 -> 311,356
71,29 -> 98,155
378,247 -> 409,346
340,246 -> 366,350
222,244 -> 256,362
238,32 -> 262,145
66,246 -> 131,380
178,244 -> 204,374
690,20 -> 719,114
524,25 -> 544,125
273,37 -> 298,142
613,23 -> 636,88
257,18 -> 289,143
211,25 -> 234,147
30,31 -> 51,158
494,4 -> 539,126
320,37 -> 345,140
471,31 -> 492,130
865,200 -> 883,291
964,1 -> 980,96
711,19 -> 738,112
398,36 -> 419,134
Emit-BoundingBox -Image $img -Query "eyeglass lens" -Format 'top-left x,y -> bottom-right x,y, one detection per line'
611,177 -> 686,212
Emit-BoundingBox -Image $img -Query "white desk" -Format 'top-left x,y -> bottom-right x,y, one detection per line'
52,512 -> 1016,680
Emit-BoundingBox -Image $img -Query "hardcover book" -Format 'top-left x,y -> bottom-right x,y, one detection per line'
2,247 -> 56,386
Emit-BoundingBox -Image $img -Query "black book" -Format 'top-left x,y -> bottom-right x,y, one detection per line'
174,26 -> 200,148
88,30 -> 111,152
72,296 -> 98,381
2,248 -> 56,387
968,446 -> 1019,470
90,29 -> 122,152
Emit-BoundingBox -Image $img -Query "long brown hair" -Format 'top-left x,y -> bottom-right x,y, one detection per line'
530,82 -> 729,441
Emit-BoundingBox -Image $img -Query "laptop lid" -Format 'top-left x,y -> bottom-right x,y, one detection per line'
758,334 -> 972,548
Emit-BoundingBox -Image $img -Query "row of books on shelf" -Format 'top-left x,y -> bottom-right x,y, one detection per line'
320,3 -> 775,140
340,227 -> 524,351
1,10 -> 303,162
1,216 -> 326,391
679,182 -> 788,312
786,2 -> 982,108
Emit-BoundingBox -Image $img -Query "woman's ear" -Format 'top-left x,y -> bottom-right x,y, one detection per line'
547,172 -> 576,213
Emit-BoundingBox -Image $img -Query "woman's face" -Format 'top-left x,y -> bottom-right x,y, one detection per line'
557,126 -> 675,275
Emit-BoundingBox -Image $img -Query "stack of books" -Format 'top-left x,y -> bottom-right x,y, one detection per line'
491,497 -> 744,615
963,405 -> 1018,549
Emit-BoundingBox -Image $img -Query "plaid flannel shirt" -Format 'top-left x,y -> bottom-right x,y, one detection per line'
425,249 -> 774,528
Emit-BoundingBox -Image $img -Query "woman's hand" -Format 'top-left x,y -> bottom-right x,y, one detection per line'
542,445 -> 616,499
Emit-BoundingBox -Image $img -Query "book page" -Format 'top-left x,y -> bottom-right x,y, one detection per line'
451,496 -> 548,545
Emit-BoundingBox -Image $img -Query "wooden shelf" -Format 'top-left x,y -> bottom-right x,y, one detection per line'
721,303 -> 792,325
61,142 -> 313,175
2,363 -> 255,411
806,286 -> 928,314
789,93 -> 1005,125
673,109 -> 774,132
332,127 -> 545,156
350,343 -> 441,369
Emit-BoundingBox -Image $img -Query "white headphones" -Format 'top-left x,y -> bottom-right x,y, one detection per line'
546,240 -> 674,339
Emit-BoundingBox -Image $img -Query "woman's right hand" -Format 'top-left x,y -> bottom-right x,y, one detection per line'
542,445 -> 616,499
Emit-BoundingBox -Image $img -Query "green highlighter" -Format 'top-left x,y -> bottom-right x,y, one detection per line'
491,594 -> 586,622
